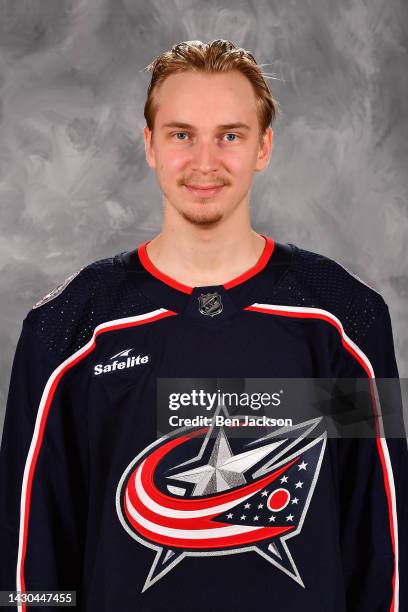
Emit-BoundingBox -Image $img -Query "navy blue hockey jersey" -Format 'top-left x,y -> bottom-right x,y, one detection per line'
0,235 -> 406,611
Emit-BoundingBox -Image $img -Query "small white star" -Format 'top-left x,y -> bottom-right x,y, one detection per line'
286,514 -> 294,521
298,461 -> 308,470
240,514 -> 246,520
244,503 -> 251,509
268,515 -> 276,522
227,512 -> 233,518
280,475 -> 288,483
253,515 -> 259,521
261,490 -> 269,497
291,498 -> 299,505
295,481 -> 304,489
257,503 -> 264,509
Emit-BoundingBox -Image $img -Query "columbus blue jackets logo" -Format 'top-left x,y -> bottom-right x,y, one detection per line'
116,407 -> 326,592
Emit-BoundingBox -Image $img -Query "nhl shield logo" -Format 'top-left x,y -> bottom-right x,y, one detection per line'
198,292 -> 223,317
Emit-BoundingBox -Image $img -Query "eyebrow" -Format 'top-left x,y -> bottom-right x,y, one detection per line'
161,121 -> 251,131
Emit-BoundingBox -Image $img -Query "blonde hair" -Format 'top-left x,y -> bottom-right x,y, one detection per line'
142,39 -> 281,145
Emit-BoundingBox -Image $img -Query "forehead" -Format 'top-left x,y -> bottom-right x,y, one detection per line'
154,70 -> 258,128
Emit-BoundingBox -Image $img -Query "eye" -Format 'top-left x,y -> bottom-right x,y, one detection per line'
223,133 -> 240,142
172,132 -> 187,141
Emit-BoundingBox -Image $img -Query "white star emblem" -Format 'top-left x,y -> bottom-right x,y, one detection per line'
298,461 -> 308,470
268,515 -> 276,522
244,502 -> 251,509
258,503 -> 263,509
253,515 -> 259,521
169,429 -> 282,495
295,481 -> 303,489
240,514 -> 246,520
261,490 -> 269,497
280,475 -> 288,483
227,512 -> 233,518
286,514 -> 294,521
291,498 -> 299,505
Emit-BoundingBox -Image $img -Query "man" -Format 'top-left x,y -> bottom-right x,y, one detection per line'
0,39 -> 406,611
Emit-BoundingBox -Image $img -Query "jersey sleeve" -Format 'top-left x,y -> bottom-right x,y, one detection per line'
0,316 -> 89,605
337,301 -> 407,612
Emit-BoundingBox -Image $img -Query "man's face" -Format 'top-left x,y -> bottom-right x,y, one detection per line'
143,70 -> 272,228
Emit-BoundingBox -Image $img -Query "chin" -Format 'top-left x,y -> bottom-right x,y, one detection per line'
180,210 -> 224,226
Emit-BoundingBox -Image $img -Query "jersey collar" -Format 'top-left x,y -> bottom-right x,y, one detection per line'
137,234 -> 275,295
120,235 -> 293,319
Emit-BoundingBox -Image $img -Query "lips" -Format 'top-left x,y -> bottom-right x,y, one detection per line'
185,184 -> 225,197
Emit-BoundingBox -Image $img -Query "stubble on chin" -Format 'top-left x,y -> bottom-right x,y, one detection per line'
180,208 -> 224,227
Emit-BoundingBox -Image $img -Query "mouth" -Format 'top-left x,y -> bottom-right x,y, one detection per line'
184,184 -> 225,198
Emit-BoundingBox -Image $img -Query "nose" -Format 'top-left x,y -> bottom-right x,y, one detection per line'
190,138 -> 221,173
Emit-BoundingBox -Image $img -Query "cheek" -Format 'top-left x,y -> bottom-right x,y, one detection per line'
226,156 -> 246,175
157,151 -> 187,176
222,151 -> 251,178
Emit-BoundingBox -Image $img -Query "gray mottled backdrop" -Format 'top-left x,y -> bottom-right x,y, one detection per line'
0,0 -> 407,438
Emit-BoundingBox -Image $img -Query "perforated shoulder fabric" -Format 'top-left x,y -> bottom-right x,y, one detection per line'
269,244 -> 386,346
25,253 -> 156,364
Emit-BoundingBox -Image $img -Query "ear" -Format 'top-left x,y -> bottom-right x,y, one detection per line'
143,126 -> 156,169
254,127 -> 273,173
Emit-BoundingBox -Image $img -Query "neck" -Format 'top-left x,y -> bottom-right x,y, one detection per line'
145,227 -> 266,288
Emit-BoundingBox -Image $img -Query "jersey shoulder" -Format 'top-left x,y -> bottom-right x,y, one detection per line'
272,243 -> 388,344
24,251 -> 155,364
